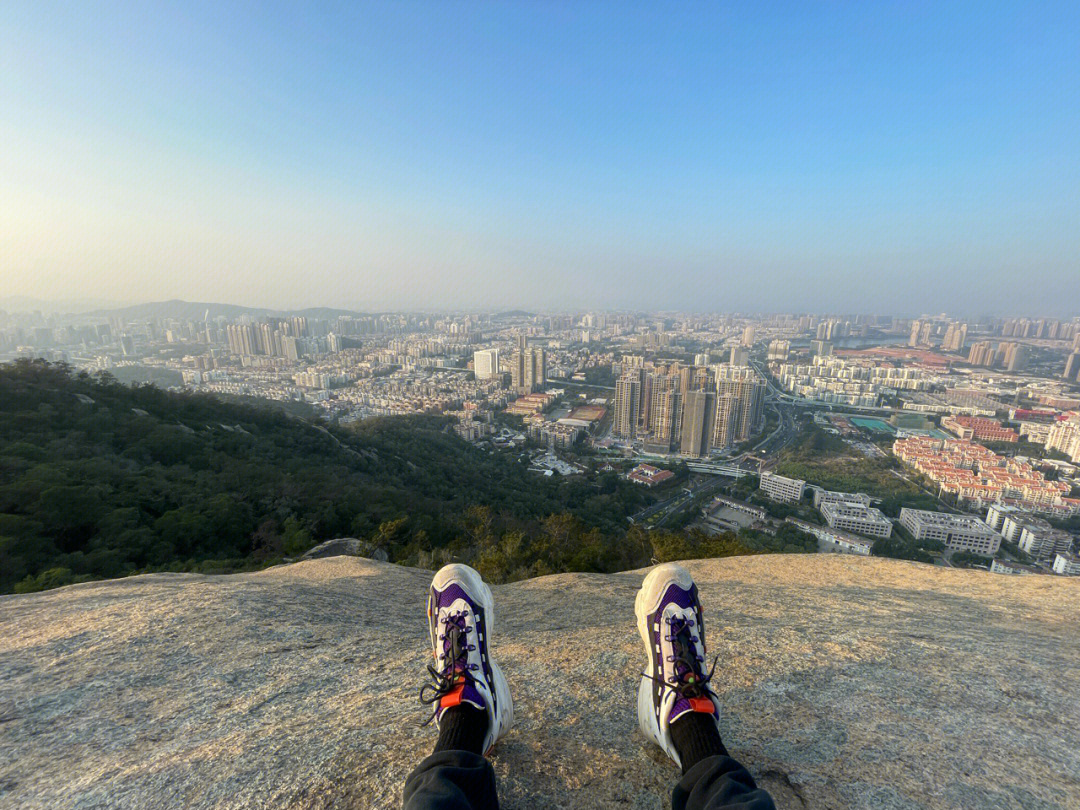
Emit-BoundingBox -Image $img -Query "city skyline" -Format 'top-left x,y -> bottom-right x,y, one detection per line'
4,2 -> 1079,315
2,294 -> 1079,322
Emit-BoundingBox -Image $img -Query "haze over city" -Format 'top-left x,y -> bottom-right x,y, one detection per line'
4,1 -> 1079,315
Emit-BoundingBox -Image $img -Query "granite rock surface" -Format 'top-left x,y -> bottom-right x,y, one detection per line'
299,538 -> 388,562
2,555 -> 1079,810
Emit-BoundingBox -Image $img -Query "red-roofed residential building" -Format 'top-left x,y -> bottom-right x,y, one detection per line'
941,416 -> 1018,443
627,464 -> 675,487
893,435 -> 1080,517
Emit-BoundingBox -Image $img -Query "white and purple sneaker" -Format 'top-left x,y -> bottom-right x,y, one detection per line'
635,562 -> 722,767
421,564 -> 513,755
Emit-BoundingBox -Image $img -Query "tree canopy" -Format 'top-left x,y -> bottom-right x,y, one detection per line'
0,360 -> 752,592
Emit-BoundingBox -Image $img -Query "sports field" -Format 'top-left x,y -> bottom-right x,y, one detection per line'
568,404 -> 607,422
851,417 -> 950,440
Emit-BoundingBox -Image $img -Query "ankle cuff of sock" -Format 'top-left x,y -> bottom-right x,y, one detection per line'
670,711 -> 728,773
434,704 -> 489,756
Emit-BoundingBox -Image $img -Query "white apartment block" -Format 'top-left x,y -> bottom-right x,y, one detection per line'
786,518 -> 874,555
813,489 -> 872,510
1018,421 -> 1053,444
986,504 -> 1022,533
473,349 -> 500,380
1000,513 -> 1045,543
1046,417 -> 1080,464
990,559 -> 1043,576
759,472 -> 806,503
993,510 -> 1076,560
899,509 -> 1001,555
1052,553 -> 1080,576
1018,525 -> 1074,561
820,502 -> 894,538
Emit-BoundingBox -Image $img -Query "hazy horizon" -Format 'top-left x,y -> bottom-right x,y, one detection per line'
4,2 -> 1079,316
3,293 -> 1075,323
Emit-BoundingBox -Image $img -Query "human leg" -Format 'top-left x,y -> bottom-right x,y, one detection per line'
403,564 -> 513,810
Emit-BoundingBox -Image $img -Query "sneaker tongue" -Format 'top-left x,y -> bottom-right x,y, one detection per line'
438,679 -> 487,713
458,682 -> 486,710
664,617 -> 712,724
440,682 -> 488,712
668,694 -> 716,725
669,696 -> 693,721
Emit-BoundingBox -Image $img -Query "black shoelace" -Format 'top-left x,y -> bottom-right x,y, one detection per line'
643,614 -> 719,700
419,610 -> 479,725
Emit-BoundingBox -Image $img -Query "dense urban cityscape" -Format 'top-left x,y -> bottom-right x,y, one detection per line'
5,301 -> 1080,580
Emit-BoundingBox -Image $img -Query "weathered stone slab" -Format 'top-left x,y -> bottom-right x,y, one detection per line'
2,555 -> 1077,809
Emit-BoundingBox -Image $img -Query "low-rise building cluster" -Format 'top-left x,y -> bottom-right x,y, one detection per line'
941,415 -> 1018,443
985,505 -> 1075,561
334,369 -> 511,419
785,517 -> 875,555
1052,553 -> 1080,576
776,355 -> 938,407
525,415 -> 583,448
990,559 -> 1043,575
893,436 -> 1080,517
898,509 -> 1001,555
759,472 -> 807,503
819,501 -> 894,538
446,403 -> 497,442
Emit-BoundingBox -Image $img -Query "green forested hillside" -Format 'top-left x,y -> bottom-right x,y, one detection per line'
0,360 -> 749,592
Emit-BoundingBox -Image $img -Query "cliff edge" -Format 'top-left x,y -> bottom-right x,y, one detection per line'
2,555 -> 1078,809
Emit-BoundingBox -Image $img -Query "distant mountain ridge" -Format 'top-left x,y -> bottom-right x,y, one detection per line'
0,295 -> 131,314
85,299 -> 370,321
7,298 -> 546,320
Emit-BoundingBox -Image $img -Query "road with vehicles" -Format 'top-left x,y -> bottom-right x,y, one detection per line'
752,402 -> 800,456
684,460 -> 753,477
751,360 -> 905,416
545,378 -> 616,391
629,475 -> 728,528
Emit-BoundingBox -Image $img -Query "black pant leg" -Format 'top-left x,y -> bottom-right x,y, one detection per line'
671,754 -> 776,810
402,750 -> 499,810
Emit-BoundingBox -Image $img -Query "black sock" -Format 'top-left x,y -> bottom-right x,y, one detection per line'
670,711 -> 728,774
434,704 -> 489,756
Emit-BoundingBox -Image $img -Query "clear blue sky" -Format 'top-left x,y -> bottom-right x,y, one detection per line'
3,1 -> 1078,315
